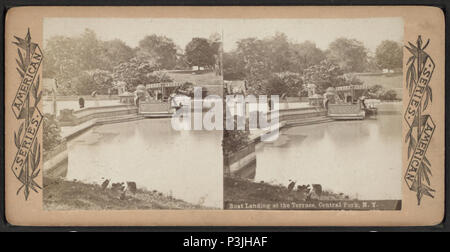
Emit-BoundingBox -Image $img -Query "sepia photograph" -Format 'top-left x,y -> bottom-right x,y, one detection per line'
41,17 -> 405,211
4,5 -> 445,227
1,4 -> 449,240
222,18 -> 404,210
42,18 -> 224,210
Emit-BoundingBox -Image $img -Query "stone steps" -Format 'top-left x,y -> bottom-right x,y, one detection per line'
96,114 -> 145,125
284,116 -> 334,127
279,111 -> 327,121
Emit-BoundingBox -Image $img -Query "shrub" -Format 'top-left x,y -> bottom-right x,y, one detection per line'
43,114 -> 62,152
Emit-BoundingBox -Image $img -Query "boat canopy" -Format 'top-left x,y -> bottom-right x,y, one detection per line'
335,84 -> 369,92
146,82 -> 184,89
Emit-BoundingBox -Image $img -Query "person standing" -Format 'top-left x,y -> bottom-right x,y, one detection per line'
78,97 -> 85,109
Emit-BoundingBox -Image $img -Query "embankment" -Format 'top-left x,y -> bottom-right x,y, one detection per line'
43,177 -> 211,210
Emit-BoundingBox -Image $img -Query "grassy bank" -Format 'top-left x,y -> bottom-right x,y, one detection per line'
224,176 -> 351,206
43,177 -> 211,210
357,73 -> 402,97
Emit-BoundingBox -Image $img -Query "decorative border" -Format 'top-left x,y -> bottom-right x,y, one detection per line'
404,35 -> 435,205
10,29 -> 44,200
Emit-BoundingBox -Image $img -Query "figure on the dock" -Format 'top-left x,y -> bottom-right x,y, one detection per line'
323,97 -> 329,110
78,97 -> 85,109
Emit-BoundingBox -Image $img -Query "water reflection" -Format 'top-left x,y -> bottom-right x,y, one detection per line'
65,119 -> 223,208
254,103 -> 402,200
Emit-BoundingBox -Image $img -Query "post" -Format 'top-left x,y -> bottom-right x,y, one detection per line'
52,79 -> 57,116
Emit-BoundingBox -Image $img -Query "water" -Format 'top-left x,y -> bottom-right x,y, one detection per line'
254,103 -> 402,200
64,118 -> 223,208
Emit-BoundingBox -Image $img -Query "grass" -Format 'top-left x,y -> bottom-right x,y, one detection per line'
224,176 -> 351,207
43,177 -> 212,210
356,73 -> 403,96
165,71 -> 222,87
165,71 -> 223,96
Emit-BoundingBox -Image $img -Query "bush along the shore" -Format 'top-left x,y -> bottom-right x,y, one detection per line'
367,84 -> 399,101
43,113 -> 63,152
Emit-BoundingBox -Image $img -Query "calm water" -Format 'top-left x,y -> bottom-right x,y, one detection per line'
254,103 -> 402,200
65,119 -> 223,208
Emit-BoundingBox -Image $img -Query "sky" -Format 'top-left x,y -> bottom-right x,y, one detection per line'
44,17 -> 403,53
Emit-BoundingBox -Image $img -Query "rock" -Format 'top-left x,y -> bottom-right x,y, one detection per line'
126,181 -> 137,194
111,182 -> 125,192
101,179 -> 110,190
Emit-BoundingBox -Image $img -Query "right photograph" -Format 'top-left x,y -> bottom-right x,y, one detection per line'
223,18 -> 403,210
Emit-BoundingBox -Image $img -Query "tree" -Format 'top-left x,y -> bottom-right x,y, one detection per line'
185,37 -> 216,68
74,29 -> 111,71
327,38 -> 368,73
138,35 -> 178,70
208,33 -> 222,56
102,39 -> 135,70
43,114 -> 62,152
227,34 -> 327,95
381,89 -> 398,101
303,60 -> 346,94
43,29 -> 135,94
70,70 -> 114,95
234,37 -> 271,95
44,29 -> 107,95
266,72 -> 303,97
263,33 -> 293,73
367,84 -> 384,99
223,128 -> 250,157
375,40 -> 403,71
208,33 -> 223,74
223,51 -> 246,80
112,56 -> 171,91
367,84 -> 398,100
91,69 -> 114,94
73,71 -> 97,95
290,41 -> 326,72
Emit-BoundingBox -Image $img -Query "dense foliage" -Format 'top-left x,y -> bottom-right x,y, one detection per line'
185,37 -> 217,68
367,84 -> 399,101
112,56 -> 172,91
375,40 -> 403,71
44,29 -> 135,95
223,33 -> 402,97
43,114 -> 62,152
326,38 -> 368,73
44,29 -> 220,95
138,35 -> 178,70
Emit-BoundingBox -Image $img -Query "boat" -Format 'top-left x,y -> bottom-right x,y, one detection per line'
325,85 -> 376,120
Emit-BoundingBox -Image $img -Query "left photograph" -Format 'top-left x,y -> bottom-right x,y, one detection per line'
42,18 -> 224,210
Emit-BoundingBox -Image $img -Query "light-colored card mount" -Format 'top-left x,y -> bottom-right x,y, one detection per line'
4,6 -> 445,226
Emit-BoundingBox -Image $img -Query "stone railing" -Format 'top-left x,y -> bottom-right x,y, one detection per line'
224,142 -> 256,178
58,104 -> 138,126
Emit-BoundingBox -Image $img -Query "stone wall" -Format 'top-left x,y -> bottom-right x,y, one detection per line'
58,105 -> 138,126
224,142 -> 256,178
